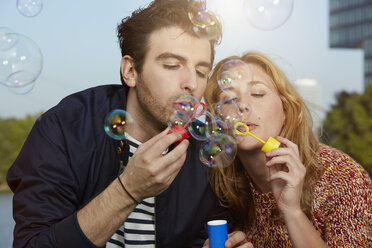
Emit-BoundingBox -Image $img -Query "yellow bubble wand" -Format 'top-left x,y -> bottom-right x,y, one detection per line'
234,122 -> 281,153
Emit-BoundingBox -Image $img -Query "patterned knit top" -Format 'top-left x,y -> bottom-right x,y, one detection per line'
245,144 -> 372,248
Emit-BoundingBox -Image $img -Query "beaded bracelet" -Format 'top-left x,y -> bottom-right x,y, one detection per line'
117,175 -> 140,204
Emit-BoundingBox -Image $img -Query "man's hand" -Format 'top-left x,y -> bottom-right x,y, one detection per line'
203,231 -> 254,248
120,128 -> 189,202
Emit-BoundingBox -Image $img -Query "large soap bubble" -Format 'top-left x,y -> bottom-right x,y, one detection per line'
8,81 -> 36,95
0,27 -> 18,51
0,33 -> 43,88
243,0 -> 294,30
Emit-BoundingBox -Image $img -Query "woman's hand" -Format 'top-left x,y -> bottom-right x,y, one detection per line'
265,136 -> 306,215
202,231 -> 254,248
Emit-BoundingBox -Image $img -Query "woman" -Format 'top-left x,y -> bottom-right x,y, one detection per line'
204,52 -> 372,247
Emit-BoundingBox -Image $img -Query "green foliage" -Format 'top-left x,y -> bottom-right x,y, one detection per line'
0,113 -> 42,185
321,84 -> 372,176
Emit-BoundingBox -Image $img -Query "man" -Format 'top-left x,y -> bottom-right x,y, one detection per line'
7,0 -> 250,247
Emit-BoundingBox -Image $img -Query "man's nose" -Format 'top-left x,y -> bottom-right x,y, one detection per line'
181,68 -> 197,93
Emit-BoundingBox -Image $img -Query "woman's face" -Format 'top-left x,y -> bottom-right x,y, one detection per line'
218,63 -> 286,151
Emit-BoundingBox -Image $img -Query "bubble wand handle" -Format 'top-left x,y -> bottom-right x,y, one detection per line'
234,122 -> 265,143
234,122 -> 281,153
246,132 -> 266,144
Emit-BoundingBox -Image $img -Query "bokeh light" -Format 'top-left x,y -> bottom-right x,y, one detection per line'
17,0 -> 43,17
0,33 -> 43,88
243,0 -> 294,30
104,109 -> 134,140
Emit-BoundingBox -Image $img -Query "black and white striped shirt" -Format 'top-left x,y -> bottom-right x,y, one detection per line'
106,134 -> 155,248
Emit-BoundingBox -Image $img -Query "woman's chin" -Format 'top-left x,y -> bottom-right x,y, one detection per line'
237,140 -> 263,152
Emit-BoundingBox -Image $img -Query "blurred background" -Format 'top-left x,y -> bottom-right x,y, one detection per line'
0,0 -> 371,247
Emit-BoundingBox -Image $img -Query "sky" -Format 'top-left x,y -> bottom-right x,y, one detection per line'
0,0 -> 364,119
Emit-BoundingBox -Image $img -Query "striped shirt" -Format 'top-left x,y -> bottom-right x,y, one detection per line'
106,133 -> 156,248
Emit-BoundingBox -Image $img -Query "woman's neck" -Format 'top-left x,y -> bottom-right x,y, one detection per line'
237,149 -> 271,193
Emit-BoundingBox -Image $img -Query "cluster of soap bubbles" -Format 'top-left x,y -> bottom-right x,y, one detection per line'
103,58 -> 280,168
214,58 -> 281,152
187,0 -> 220,40
0,1 -> 44,95
103,94 -> 238,168
169,94 -> 237,168
0,27 -> 43,95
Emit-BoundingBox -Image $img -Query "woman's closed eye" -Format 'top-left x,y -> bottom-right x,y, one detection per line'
251,92 -> 265,97
196,69 -> 208,79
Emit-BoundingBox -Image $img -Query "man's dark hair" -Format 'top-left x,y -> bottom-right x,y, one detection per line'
117,0 -> 222,85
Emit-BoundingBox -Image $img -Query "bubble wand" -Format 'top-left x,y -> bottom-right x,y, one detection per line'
234,121 -> 280,153
168,102 -> 206,143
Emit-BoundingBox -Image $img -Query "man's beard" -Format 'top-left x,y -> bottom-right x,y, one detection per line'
136,74 -> 172,129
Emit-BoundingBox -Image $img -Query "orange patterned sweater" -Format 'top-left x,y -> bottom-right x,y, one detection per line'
246,144 -> 372,248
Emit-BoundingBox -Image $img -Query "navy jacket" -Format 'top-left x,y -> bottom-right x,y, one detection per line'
7,85 -> 232,248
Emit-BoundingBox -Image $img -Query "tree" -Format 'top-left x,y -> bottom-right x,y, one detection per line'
0,113 -> 41,185
321,84 -> 372,176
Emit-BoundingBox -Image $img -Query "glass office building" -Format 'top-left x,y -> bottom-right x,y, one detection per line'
329,0 -> 372,87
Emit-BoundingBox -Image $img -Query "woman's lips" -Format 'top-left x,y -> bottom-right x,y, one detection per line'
246,122 -> 257,131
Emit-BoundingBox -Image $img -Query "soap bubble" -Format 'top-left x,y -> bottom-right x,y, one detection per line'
17,0 -> 43,17
188,0 -> 212,27
104,109 -> 134,140
215,98 -> 250,142
0,33 -> 43,88
188,0 -> 220,40
217,59 -> 253,98
215,98 -> 243,128
209,117 -> 229,136
193,22 -> 220,40
243,0 -> 294,30
188,110 -> 216,141
199,133 -> 237,168
170,94 -> 202,125
7,79 -> 36,95
0,27 -> 18,51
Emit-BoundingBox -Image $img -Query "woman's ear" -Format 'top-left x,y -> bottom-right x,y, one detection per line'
120,55 -> 137,88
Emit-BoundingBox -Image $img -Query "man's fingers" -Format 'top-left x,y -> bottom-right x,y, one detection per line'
139,127 -> 171,151
156,139 -> 189,181
146,131 -> 183,157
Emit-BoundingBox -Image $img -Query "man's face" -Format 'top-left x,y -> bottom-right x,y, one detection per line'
135,26 -> 212,128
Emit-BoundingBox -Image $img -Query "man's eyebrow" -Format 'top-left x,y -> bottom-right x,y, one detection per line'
156,52 -> 186,62
156,52 -> 211,69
